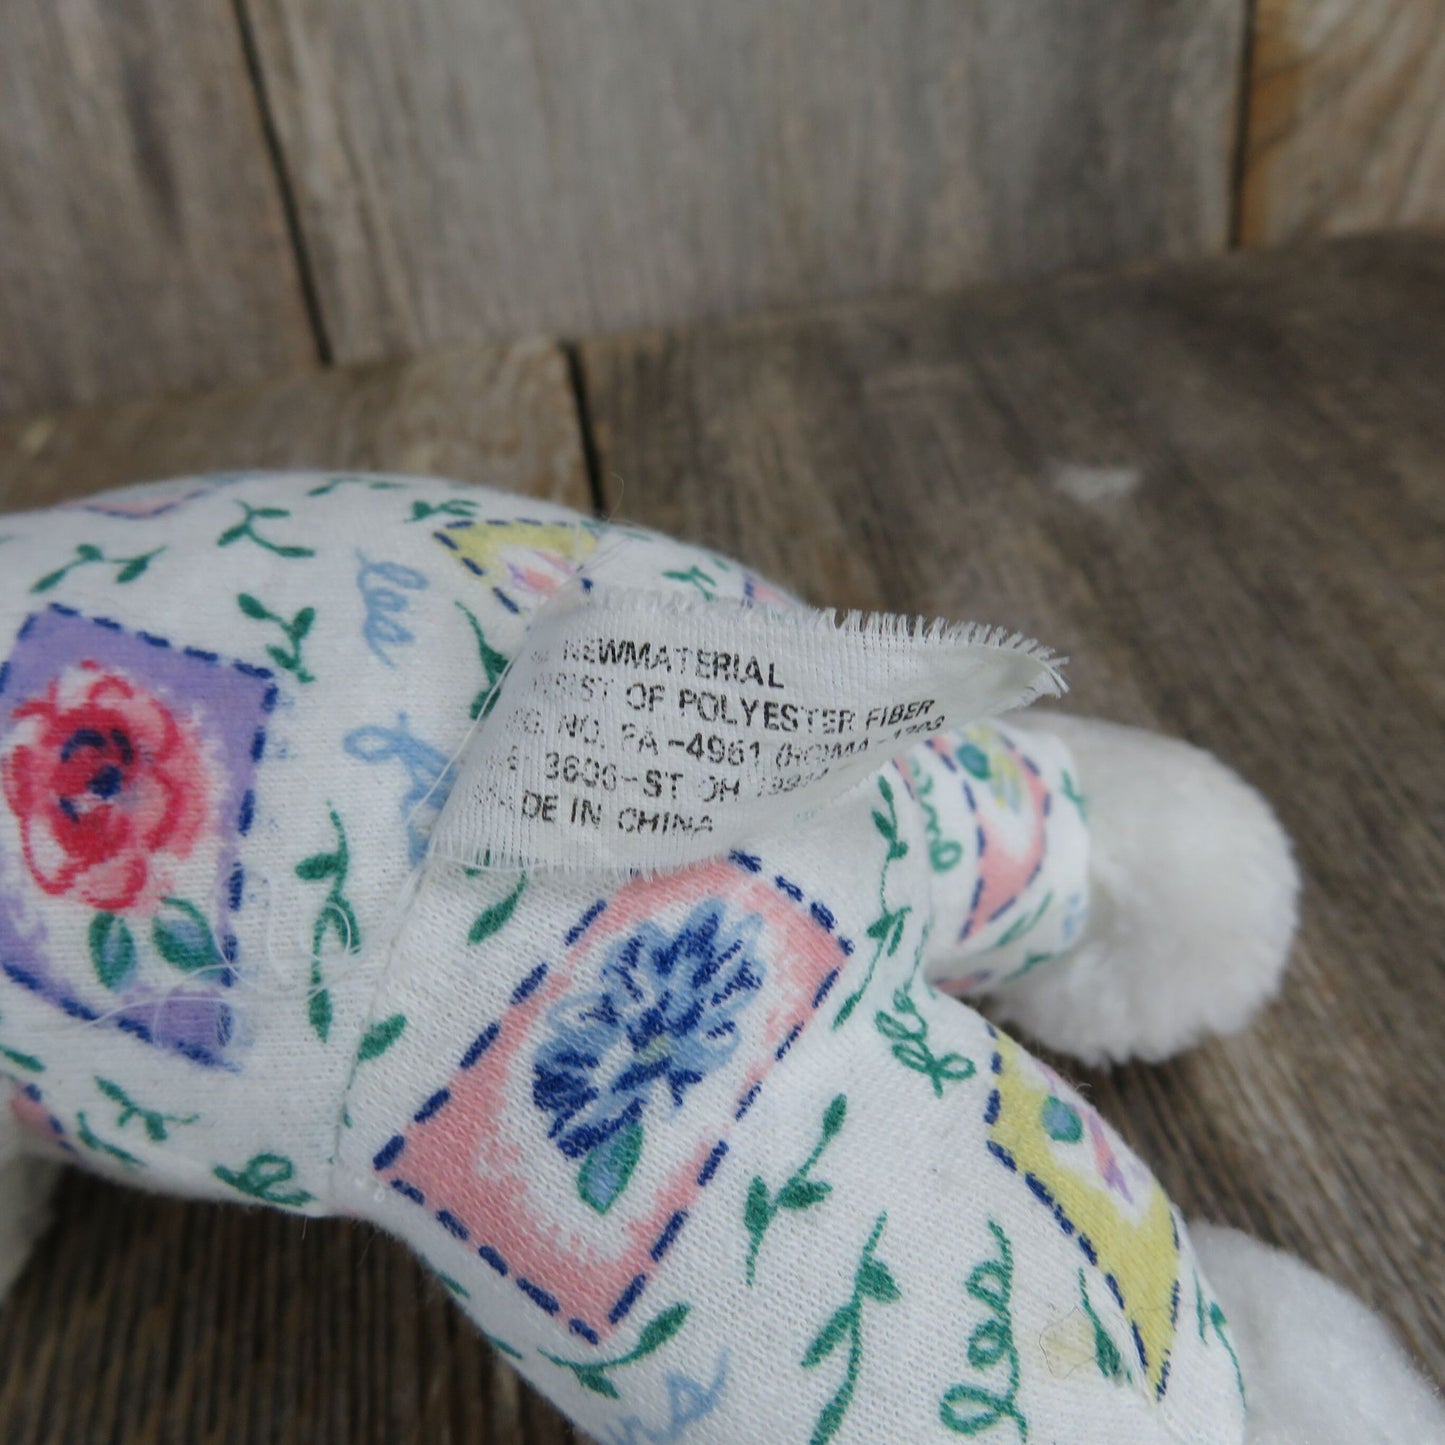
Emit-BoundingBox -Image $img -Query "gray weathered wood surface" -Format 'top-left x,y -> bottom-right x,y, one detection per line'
0,0 -> 316,420
0,340 -> 588,516
1240,0 -> 1445,244
1,234 -> 1442,1441
243,0 -> 1246,360
578,232 -> 1445,1381
6,0 -> 1442,425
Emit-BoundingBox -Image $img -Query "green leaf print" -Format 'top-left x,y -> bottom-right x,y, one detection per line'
801,1214 -> 900,1445
356,1014 -> 407,1064
94,1077 -> 197,1143
745,1093 -> 846,1284
578,1118 -> 643,1215
151,898 -> 223,974
543,1303 -> 691,1399
467,873 -> 527,944
295,806 -> 362,1042
30,543 -> 164,594
456,601 -> 511,720
217,502 -> 316,559
213,1152 -> 314,1208
834,776 -> 910,1028
89,913 -> 137,990
236,592 -> 317,683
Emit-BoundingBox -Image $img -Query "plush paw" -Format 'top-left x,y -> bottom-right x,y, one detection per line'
987,716 -> 1299,1064
1191,1225 -> 1445,1444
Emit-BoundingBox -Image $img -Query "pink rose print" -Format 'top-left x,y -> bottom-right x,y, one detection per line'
0,607 -> 276,1067
1,664 -> 209,914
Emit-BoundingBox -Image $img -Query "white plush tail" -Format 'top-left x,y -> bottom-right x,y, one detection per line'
1191,1224 -> 1445,1445
991,716 -> 1299,1064
0,1107 -> 60,1303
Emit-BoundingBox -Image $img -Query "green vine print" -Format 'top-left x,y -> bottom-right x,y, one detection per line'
985,891 -> 1053,956
1196,1271 -> 1246,1402
543,1302 -> 690,1399
307,476 -> 405,497
432,1268 -> 471,1301
0,1043 -> 44,1074
661,565 -> 717,599
1078,1269 -> 1129,1385
213,1152 -> 314,1208
744,1093 -> 846,1284
874,972 -> 975,1100
216,501 -> 316,559
95,1077 -> 197,1142
939,1220 -> 1027,1439
908,760 -> 964,873
801,1213 -> 901,1445
1060,770 -> 1087,822
30,542 -> 164,594
336,1012 -> 410,1134
0,1011 -> 44,1074
75,1111 -> 142,1169
87,898 -> 227,992
237,593 -> 317,682
468,872 -> 527,944
483,1329 -> 523,1360
408,498 -> 478,523
1006,949 -> 1058,981
295,806 -> 362,1041
457,601 -> 511,720
834,775 -> 911,1028
578,1120 -> 641,1215
970,890 -> 1059,983
356,1014 -> 407,1064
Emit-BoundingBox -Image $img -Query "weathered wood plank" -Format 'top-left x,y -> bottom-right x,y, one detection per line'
1240,0 -> 1445,243
578,234 -> 1445,1381
0,1181 -> 584,1444
244,0 -> 1246,359
0,341 -> 589,514
0,0 -> 317,420
0,343 -> 590,1445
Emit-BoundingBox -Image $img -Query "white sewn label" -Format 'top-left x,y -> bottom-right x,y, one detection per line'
430,587 -> 1063,873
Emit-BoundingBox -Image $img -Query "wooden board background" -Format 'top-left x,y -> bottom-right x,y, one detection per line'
3,0 -> 1443,420
0,340 -> 587,515
239,0 -> 1245,360
1239,0 -> 1445,245
0,0 -> 317,420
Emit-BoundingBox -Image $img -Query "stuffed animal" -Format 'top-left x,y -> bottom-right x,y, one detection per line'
1,472 -> 1440,1444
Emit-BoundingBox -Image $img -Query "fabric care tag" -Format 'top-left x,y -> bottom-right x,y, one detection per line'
430,587 -> 1064,873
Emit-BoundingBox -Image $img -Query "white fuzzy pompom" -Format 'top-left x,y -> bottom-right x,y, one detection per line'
987,716 -> 1299,1064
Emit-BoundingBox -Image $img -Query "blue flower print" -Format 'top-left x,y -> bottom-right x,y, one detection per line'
533,900 -> 766,1214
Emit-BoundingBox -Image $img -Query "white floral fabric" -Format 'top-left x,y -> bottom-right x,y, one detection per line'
0,473 -> 1245,1443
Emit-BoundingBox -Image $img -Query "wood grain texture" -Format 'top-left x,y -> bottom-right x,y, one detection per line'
579,233 -> 1445,1382
1240,0 -> 1445,243
0,0 -> 317,421
0,1182 -> 581,1445
244,0 -> 1246,360
0,341 -> 589,1445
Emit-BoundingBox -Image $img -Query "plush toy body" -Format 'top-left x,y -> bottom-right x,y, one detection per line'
0,474 -> 1439,1443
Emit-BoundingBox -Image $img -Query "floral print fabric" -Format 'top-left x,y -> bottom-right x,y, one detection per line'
0,473 -> 1245,1444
